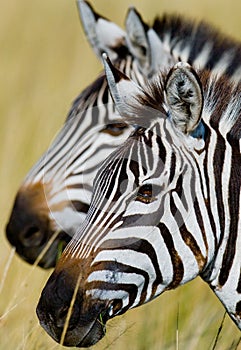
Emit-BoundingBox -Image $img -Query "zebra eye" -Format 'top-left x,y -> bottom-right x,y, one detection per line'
101,123 -> 128,136
136,184 -> 156,204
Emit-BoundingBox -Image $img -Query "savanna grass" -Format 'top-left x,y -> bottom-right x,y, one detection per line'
1,0 -> 241,349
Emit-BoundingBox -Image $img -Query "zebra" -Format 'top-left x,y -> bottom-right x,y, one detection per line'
36,57 -> 241,347
6,2 -> 163,268
6,1 -> 241,269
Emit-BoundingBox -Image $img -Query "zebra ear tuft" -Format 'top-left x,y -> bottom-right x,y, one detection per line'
102,53 -> 145,121
165,62 -> 203,134
77,1 -> 126,60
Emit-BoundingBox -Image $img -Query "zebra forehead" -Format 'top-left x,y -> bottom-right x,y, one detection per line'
66,72 -> 107,121
66,56 -> 134,122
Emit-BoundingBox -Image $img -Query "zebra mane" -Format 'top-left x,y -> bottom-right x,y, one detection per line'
153,14 -> 241,77
199,71 -> 241,140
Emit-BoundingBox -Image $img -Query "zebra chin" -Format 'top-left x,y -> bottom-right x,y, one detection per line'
36,265 -> 115,347
37,305 -> 109,347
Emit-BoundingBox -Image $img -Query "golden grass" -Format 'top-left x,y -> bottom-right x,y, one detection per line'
1,1 -> 241,349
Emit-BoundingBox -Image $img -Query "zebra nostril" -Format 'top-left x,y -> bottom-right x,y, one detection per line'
56,306 -> 69,328
55,305 -> 78,331
20,226 -> 44,247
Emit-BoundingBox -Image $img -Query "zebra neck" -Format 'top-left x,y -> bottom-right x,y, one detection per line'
199,86 -> 241,328
168,117 -> 241,328
201,142 -> 241,328
203,207 -> 241,329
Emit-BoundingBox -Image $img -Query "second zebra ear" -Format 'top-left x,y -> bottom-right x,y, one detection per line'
125,8 -> 150,73
125,8 -> 176,75
165,62 -> 204,134
77,1 -> 126,61
102,54 -> 145,121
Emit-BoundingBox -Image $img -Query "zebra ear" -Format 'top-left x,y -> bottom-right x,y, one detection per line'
102,53 -> 146,121
165,62 -> 204,134
77,1 -> 126,61
125,8 -> 151,74
125,8 -> 175,75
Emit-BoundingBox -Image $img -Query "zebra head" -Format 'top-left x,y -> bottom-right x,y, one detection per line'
6,1 -> 169,268
36,59 -> 228,346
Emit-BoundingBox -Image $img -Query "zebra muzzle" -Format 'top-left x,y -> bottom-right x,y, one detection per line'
36,267 -> 110,347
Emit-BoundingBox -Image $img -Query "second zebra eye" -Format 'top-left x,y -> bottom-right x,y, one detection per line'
136,184 -> 156,204
101,123 -> 128,136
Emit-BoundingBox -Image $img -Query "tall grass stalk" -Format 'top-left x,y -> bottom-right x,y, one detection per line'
210,312 -> 226,350
0,248 -> 15,295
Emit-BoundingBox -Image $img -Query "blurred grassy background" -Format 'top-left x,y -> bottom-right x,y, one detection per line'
1,0 -> 241,349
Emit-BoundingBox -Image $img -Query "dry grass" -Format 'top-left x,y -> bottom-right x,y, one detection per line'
1,0 -> 241,349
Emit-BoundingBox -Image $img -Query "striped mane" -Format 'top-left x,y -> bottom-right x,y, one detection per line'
153,14 -> 241,79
